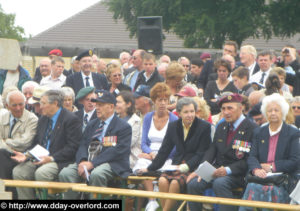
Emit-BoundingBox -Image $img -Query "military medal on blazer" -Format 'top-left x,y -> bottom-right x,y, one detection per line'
222,121 -> 252,160
232,139 -> 251,159
102,136 -> 117,147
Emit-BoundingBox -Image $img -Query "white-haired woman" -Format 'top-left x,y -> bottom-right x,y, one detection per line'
61,87 -> 78,112
239,93 -> 300,210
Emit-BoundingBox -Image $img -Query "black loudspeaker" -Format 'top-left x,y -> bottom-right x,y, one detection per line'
138,16 -> 163,55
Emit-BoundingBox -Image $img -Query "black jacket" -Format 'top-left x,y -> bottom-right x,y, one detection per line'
134,69 -> 164,91
74,109 -> 98,128
65,72 -> 108,95
148,118 -> 212,172
30,108 -> 82,171
202,118 -> 257,176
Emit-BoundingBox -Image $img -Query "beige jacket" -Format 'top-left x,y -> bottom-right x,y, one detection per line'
127,113 -> 142,168
0,109 -> 38,153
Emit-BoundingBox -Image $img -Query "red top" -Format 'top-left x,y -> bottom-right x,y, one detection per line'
267,133 -> 280,172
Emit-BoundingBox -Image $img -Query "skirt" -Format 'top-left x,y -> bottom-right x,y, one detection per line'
242,182 -> 290,203
161,171 -> 189,192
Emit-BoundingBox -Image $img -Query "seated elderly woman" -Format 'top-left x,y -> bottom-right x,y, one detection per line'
140,97 -> 212,211
61,86 -> 78,112
239,93 -> 300,211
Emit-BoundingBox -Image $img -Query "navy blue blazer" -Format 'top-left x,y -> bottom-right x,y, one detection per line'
202,118 -> 257,176
147,117 -> 212,172
30,108 -> 82,171
247,122 -> 300,174
65,72 -> 109,95
76,114 -> 132,178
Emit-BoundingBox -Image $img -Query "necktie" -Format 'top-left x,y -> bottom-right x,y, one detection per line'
82,114 -> 89,132
85,76 -> 90,87
92,121 -> 105,141
226,123 -> 234,146
9,118 -> 17,138
43,119 -> 53,150
83,114 -> 89,125
259,72 -> 266,84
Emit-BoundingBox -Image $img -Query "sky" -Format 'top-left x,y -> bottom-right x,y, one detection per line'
0,0 -> 100,37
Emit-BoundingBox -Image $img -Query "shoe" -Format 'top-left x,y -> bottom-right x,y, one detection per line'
145,200 -> 159,211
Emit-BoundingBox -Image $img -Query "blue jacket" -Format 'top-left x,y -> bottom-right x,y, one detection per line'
247,122 -> 300,174
141,111 -> 178,157
76,114 -> 132,178
0,66 -> 31,94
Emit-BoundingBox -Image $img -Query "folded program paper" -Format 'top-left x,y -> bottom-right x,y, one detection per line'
194,161 -> 216,182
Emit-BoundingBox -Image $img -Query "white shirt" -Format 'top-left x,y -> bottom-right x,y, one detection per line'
250,68 -> 271,87
269,122 -> 283,136
40,74 -> 66,89
84,109 -> 95,123
81,71 -> 94,87
247,62 -> 257,77
148,117 -> 169,153
143,72 -> 153,82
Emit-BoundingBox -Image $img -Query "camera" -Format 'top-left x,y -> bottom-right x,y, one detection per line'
283,48 -> 290,54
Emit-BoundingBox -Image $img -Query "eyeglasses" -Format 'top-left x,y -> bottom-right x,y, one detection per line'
292,106 -> 300,110
84,98 -> 93,102
112,74 -> 122,78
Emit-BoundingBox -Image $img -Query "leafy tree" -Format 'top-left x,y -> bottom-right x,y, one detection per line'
106,0 -> 300,48
0,6 -> 26,41
267,0 -> 300,38
105,0 -> 269,48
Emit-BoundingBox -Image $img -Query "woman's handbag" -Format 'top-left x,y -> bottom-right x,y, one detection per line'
246,173 -> 288,186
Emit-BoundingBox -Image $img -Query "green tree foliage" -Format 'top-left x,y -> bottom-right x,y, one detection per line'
0,6 -> 26,41
105,0 -> 299,48
267,0 -> 300,38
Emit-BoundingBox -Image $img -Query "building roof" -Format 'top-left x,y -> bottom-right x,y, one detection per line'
23,0 -> 300,57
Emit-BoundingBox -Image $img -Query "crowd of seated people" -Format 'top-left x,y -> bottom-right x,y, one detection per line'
0,42 -> 300,210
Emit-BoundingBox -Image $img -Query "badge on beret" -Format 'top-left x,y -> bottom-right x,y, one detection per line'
227,96 -> 232,100
218,139 -> 223,142
89,50 -> 93,56
98,92 -> 103,97
261,140 -> 264,143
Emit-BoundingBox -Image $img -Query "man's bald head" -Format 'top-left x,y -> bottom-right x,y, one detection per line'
39,58 -> 52,77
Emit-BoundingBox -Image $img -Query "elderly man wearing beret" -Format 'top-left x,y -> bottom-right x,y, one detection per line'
65,50 -> 108,96
187,93 -> 257,211
74,87 -> 97,132
59,90 -> 132,199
